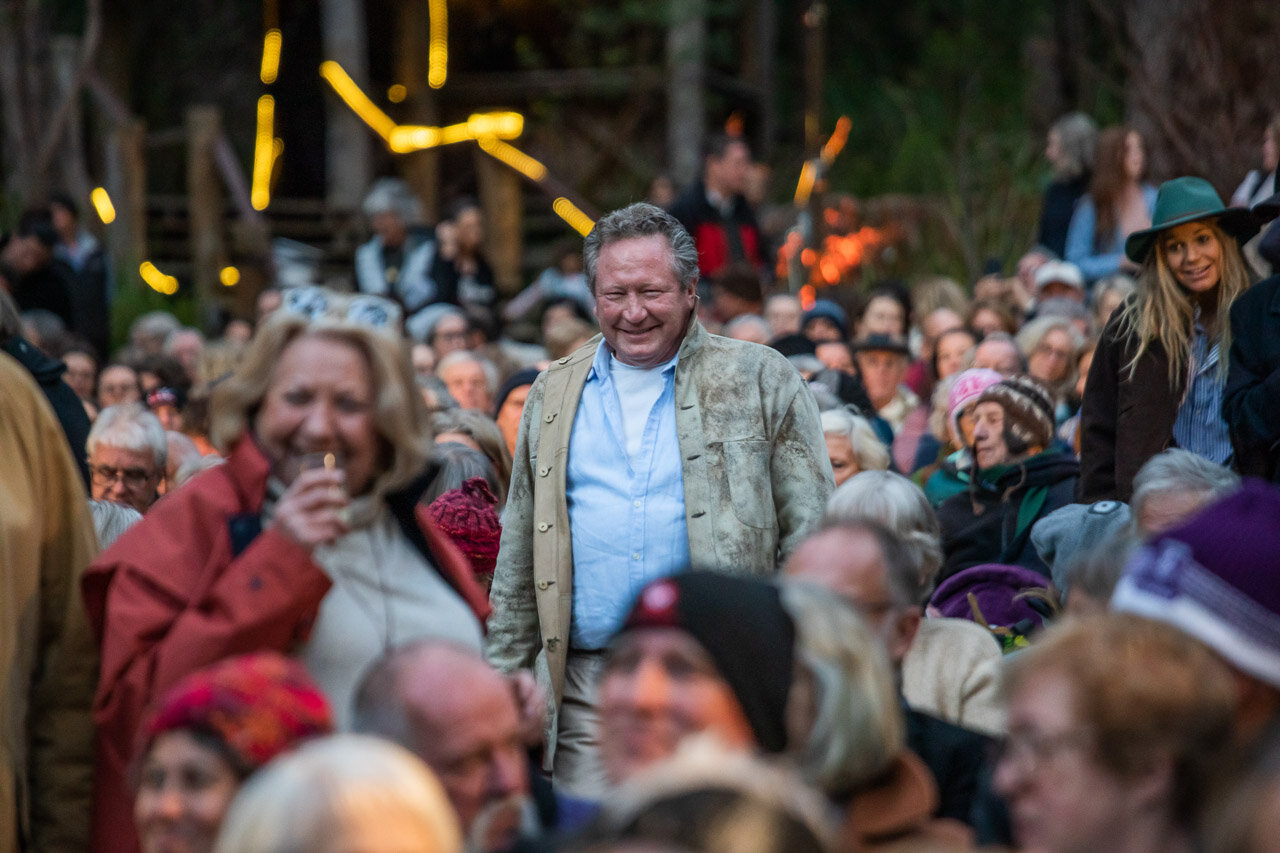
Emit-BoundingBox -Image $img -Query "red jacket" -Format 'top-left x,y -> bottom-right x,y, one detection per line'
82,436 -> 490,853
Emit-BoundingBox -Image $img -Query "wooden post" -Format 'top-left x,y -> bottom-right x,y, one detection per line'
803,1 -> 827,157
474,148 -> 524,297
50,35 -> 94,203
666,0 -> 706,187
396,0 -> 441,223
186,107 -> 226,330
743,0 -> 778,161
103,118 -> 146,283
320,0 -> 372,212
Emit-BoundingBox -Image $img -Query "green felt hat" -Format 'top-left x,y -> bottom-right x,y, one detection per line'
1124,176 -> 1259,264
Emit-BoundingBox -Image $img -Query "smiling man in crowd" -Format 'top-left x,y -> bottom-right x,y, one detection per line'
487,202 -> 831,795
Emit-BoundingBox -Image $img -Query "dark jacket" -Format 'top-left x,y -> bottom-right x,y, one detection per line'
1224,274 -> 1280,482
1037,174 -> 1089,258
937,449 -> 1079,581
905,706 -> 992,826
1,335 -> 91,488
667,179 -> 764,281
1078,306 -> 1182,501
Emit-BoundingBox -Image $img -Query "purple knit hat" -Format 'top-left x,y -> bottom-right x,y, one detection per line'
1111,480 -> 1280,688
946,368 -> 1004,442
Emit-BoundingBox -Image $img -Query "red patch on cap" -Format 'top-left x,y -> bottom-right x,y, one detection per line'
632,578 -> 680,627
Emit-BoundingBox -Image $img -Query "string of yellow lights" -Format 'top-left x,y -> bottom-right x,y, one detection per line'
139,261 -> 179,295
260,28 -> 282,85
251,95 -> 277,211
90,187 -> 116,224
319,60 -> 397,142
428,0 -> 448,89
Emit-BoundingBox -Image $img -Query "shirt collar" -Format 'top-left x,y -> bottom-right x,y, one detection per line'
589,339 -> 680,381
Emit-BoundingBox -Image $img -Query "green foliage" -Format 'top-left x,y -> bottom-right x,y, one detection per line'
109,272 -> 197,354
812,0 -> 1054,282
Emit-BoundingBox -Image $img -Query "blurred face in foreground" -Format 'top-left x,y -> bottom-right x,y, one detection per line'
994,671 -> 1140,853
135,731 -> 240,853
598,628 -> 757,784
253,335 -> 379,496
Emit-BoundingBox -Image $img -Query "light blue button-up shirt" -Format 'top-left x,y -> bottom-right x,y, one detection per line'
566,342 -> 690,650
1173,316 -> 1232,465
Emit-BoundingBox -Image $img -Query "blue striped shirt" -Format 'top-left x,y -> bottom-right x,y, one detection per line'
1172,317 -> 1231,465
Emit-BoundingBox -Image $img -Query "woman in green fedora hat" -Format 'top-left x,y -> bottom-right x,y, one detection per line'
1079,176 -> 1258,501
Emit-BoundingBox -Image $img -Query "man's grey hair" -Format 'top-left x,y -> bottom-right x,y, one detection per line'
722,313 -> 772,341
436,350 -> 498,394
362,176 -> 423,224
1131,449 -> 1239,527
811,516 -> 931,607
824,470 -> 943,590
352,639 -> 493,753
130,311 -> 182,348
87,403 -> 168,469
583,203 -> 699,294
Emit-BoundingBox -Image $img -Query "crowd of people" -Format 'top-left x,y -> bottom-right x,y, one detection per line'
4,112 -> 1280,853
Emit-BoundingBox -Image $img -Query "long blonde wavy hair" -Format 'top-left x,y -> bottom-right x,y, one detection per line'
1116,218 -> 1251,387
209,314 -> 432,499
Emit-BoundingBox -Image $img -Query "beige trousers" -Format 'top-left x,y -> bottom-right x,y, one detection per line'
552,650 -> 609,797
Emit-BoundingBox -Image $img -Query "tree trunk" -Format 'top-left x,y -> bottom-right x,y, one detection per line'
474,148 -> 523,297
320,0 -> 372,211
103,119 -> 147,287
666,0 -> 705,188
187,106 -> 226,330
395,0 -> 441,223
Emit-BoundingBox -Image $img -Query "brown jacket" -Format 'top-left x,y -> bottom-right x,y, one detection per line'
0,352 -> 99,853
1078,310 -> 1182,502
840,750 -> 973,852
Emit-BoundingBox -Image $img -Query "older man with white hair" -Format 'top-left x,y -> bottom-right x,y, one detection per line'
87,403 -> 167,513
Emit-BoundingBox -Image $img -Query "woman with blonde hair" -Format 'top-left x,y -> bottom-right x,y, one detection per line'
84,287 -> 491,850
1080,177 -> 1258,501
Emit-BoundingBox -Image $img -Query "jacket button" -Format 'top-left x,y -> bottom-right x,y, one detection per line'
544,413 -> 556,423
538,466 -> 550,477
537,580 -> 553,590
537,521 -> 551,532
558,357 -> 569,365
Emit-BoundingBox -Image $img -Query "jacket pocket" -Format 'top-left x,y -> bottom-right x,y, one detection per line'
721,439 -> 774,529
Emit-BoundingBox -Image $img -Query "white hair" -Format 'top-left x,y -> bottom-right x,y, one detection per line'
362,177 -> 424,224
1131,449 -> 1239,527
87,403 -> 168,469
823,470 -> 943,586
214,734 -> 461,853
779,579 -> 903,796
820,407 -> 890,472
436,350 -> 498,395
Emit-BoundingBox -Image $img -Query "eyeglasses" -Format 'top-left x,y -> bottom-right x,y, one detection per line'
993,727 -> 1092,774
280,285 -> 403,333
90,463 -> 158,489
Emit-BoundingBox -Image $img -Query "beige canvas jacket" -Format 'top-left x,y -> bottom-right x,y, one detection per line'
486,319 -> 832,758
0,353 -> 98,853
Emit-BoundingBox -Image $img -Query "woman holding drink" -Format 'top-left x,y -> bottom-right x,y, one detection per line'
83,287 -> 490,851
